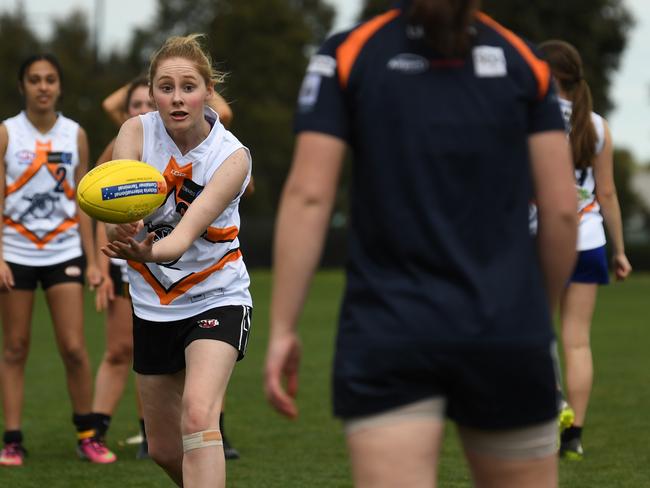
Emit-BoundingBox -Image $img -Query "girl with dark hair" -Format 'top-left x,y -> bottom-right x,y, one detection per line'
539,39 -> 632,460
266,1 -> 577,486
0,54 -> 112,465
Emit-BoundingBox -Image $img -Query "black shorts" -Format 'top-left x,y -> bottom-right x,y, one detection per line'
109,263 -> 130,298
333,342 -> 559,430
133,305 -> 252,375
7,256 -> 86,291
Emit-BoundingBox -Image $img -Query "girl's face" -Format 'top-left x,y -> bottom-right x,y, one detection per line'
127,85 -> 155,117
151,57 -> 212,132
21,60 -> 61,113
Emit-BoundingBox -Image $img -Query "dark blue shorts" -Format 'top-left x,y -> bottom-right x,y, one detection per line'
333,342 -> 560,430
570,246 -> 609,284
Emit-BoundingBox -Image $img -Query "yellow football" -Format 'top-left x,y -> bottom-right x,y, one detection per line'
77,159 -> 167,223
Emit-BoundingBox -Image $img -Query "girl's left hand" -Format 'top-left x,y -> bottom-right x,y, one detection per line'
613,253 -> 632,281
86,264 -> 103,291
102,233 -> 156,263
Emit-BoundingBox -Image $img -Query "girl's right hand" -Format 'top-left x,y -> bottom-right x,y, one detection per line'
95,274 -> 115,312
0,259 -> 15,291
613,253 -> 632,281
106,220 -> 144,243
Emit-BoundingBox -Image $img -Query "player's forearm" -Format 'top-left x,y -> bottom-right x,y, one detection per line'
78,212 -> 97,267
537,210 -> 577,311
598,193 -> 626,256
95,222 -> 111,274
270,188 -> 333,339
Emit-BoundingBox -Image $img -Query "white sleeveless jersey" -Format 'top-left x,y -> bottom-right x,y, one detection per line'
529,99 -> 606,251
558,98 -> 606,251
2,112 -> 82,265
127,108 -> 252,321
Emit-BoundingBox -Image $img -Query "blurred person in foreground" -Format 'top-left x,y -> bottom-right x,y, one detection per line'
265,1 -> 578,486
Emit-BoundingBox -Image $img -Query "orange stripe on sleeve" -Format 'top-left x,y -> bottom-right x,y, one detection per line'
129,249 -> 242,306
336,9 -> 401,88
475,12 -> 550,100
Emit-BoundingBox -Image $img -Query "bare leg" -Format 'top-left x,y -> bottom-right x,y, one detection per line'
346,419 -> 444,488
137,371 -> 184,486
0,290 -> 35,431
45,283 -> 93,414
464,448 -> 558,488
560,283 -> 598,426
181,340 -> 237,488
92,296 -> 133,415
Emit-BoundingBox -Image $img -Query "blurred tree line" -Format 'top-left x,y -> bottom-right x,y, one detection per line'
0,0 -> 646,230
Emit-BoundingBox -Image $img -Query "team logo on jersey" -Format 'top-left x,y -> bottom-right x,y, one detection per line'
147,222 -> 181,268
473,46 -> 507,77
307,55 -> 336,77
15,150 -> 36,165
298,73 -> 322,111
197,318 -> 220,329
387,54 -> 429,74
20,192 -> 60,220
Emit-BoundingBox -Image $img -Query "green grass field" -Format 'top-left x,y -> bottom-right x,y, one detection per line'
1,270 -> 649,487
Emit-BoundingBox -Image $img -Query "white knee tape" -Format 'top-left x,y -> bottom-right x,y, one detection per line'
182,429 -> 223,452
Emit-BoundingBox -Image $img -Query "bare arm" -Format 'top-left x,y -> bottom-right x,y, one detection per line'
0,124 -> 15,290
103,83 -> 130,127
75,127 -> 102,290
264,132 -> 346,418
208,91 -> 233,128
529,130 -> 578,311
593,121 -> 631,280
104,147 -> 250,263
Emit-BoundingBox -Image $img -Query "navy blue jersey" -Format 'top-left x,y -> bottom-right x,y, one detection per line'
294,6 -> 565,352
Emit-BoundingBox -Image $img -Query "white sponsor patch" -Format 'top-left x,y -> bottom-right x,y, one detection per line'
64,266 -> 82,277
473,46 -> 507,77
297,73 -> 322,110
387,53 -> 429,74
307,54 -> 337,77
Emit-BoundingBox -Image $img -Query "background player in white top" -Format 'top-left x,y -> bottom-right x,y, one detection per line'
102,34 -> 252,488
539,40 -> 632,460
92,76 -> 155,460
0,53 -> 112,466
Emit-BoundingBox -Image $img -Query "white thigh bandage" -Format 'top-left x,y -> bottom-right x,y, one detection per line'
182,430 -> 223,452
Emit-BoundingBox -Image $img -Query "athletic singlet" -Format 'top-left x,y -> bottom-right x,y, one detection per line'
559,98 -> 607,251
2,111 -> 82,266
127,107 -> 252,321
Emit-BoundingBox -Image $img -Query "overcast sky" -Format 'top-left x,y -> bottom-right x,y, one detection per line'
0,0 -> 648,163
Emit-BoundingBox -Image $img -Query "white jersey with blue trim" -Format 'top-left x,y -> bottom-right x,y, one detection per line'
558,98 -> 606,251
2,111 -> 82,266
127,107 -> 252,321
529,99 -> 607,251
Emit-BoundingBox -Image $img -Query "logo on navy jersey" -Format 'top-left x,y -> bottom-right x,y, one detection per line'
307,55 -> 336,77
387,53 -> 429,74
473,46 -> 507,77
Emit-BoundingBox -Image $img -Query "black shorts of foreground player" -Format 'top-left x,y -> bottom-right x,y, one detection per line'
265,1 -> 578,487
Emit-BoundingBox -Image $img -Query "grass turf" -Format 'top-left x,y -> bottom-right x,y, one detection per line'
0,270 -> 648,487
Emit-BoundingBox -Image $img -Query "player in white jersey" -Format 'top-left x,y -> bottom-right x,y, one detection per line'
0,54 -> 114,466
540,40 -> 632,460
101,34 -> 252,488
